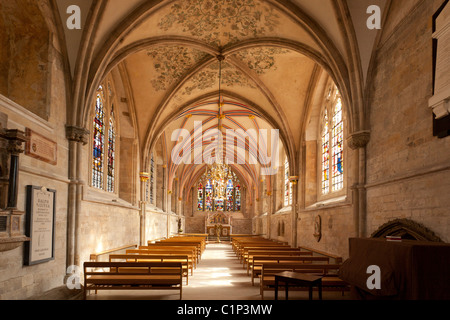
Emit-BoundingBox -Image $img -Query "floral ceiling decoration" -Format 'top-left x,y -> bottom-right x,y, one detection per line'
158,0 -> 280,47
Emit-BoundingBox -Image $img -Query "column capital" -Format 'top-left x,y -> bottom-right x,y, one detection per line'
5,130 -> 28,155
66,125 -> 90,145
347,131 -> 370,150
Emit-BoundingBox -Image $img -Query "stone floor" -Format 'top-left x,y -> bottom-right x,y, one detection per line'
81,242 -> 352,301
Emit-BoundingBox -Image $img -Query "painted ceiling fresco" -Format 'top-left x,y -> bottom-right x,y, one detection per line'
146,46 -> 210,92
146,45 -> 292,94
158,0 -> 280,47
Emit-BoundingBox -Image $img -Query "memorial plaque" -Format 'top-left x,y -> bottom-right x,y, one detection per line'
24,186 -> 56,266
25,128 -> 57,165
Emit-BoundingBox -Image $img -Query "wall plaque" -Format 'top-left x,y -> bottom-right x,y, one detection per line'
24,186 -> 56,266
25,128 -> 57,165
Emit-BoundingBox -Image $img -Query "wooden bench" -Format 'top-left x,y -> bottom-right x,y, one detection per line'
83,262 -> 183,300
298,246 -> 343,264
109,254 -> 191,284
155,237 -> 206,253
245,250 -> 313,273
259,263 -> 349,299
136,246 -> 198,267
148,242 -> 203,260
89,244 -> 137,262
128,248 -> 197,270
250,256 -> 330,285
236,243 -> 290,261
232,238 -> 283,254
241,247 -> 307,267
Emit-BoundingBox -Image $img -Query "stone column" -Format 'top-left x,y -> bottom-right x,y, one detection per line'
347,131 -> 370,238
290,176 -> 299,247
4,130 -> 28,209
139,172 -> 150,246
65,126 -> 89,269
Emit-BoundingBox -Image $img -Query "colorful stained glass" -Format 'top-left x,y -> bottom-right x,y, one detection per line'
106,105 -> 116,193
332,98 -> 344,192
235,185 -> 241,211
92,86 -> 105,189
196,169 -> 241,212
149,153 -> 154,203
226,179 -> 234,211
215,198 -> 224,211
205,180 -> 213,211
321,109 -> 330,195
284,157 -> 291,206
197,183 -> 204,211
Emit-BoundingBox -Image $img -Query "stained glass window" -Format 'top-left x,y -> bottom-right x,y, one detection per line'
92,86 -> 105,189
149,153 -> 155,203
196,170 -> 241,212
321,109 -> 330,195
321,85 -> 344,195
226,179 -> 234,211
197,183 -> 204,211
106,105 -> 116,193
284,157 -> 292,206
92,83 -> 117,193
235,184 -> 241,211
215,198 -> 224,212
205,180 -> 213,211
332,98 -> 344,192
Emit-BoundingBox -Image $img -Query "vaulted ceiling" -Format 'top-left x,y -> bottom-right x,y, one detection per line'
55,0 -> 389,194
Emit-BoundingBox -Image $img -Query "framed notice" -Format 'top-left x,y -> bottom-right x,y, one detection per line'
24,186 -> 56,266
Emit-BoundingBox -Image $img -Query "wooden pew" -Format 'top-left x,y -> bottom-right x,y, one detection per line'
83,262 -> 183,300
250,256 -> 330,285
245,250 -> 313,272
109,254 -> 191,284
236,242 -> 290,261
156,237 -> 206,253
259,263 -> 349,299
148,241 -> 203,260
298,246 -> 343,264
241,247 -> 305,267
128,247 -> 197,269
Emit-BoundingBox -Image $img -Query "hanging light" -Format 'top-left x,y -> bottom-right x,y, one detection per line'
205,53 -> 232,201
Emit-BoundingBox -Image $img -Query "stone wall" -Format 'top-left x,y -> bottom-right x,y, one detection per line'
366,0 -> 450,243
0,31 -> 68,299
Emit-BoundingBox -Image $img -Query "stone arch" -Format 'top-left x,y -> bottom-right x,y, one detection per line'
371,219 -> 443,243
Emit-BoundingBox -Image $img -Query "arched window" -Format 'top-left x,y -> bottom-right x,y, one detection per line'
284,157 -> 292,206
226,179 -> 234,211
235,184 -> 241,211
321,84 -> 344,195
205,180 -> 213,211
91,83 -> 117,192
196,170 -> 241,212
107,104 -> 116,193
197,183 -> 204,211
92,86 -> 105,190
149,153 -> 155,204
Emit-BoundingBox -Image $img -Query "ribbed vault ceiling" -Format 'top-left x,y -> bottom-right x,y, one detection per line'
56,0 -> 388,195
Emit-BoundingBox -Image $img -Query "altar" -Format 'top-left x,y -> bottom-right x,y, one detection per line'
206,212 -> 232,239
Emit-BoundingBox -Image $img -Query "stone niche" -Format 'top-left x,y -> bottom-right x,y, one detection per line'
429,2 -> 450,119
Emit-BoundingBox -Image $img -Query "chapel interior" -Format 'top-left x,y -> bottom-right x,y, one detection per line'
1,0 -> 450,301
